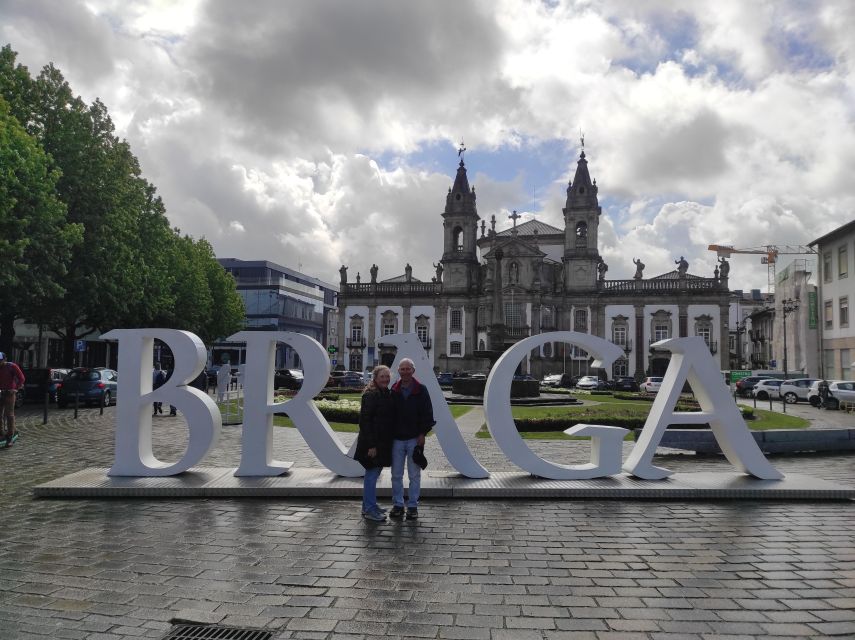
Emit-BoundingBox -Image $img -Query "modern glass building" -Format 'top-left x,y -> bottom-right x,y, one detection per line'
214,258 -> 338,369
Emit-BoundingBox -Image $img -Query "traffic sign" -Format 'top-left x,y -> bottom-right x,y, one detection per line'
730,370 -> 751,382
74,339 -> 86,352
327,345 -> 337,354
331,359 -> 337,365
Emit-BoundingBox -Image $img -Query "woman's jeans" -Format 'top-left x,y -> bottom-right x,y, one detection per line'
391,438 -> 421,508
362,466 -> 382,513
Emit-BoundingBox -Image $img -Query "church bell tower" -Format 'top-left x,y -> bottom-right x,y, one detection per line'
441,149 -> 480,291
563,140 -> 601,291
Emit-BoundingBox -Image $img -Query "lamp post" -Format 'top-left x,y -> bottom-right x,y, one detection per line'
781,298 -> 800,380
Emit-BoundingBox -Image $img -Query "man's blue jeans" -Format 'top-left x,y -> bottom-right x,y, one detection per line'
391,438 -> 421,508
362,465 -> 382,513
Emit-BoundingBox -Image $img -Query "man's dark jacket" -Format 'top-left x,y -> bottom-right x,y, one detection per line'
355,388 -> 395,468
391,378 -> 435,440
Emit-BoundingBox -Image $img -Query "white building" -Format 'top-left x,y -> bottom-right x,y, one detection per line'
810,220 -> 855,379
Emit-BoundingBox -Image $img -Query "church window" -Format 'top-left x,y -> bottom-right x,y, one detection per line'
351,324 -> 362,342
417,326 -> 428,343
450,341 -> 462,356
504,303 -> 523,328
543,343 -> 552,357
613,325 -> 627,347
612,358 -> 628,377
654,323 -> 669,341
383,322 -> 395,336
450,308 -> 462,331
541,306 -> 554,329
574,309 -> 587,331
453,226 -> 464,252
477,305 -> 487,326
575,221 -> 587,238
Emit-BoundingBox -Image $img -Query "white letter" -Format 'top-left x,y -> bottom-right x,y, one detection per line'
384,333 -> 489,478
623,337 -> 783,480
102,329 -> 221,476
228,331 -> 364,477
484,332 -> 626,479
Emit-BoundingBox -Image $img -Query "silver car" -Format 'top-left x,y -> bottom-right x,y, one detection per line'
807,380 -> 855,409
779,378 -> 819,404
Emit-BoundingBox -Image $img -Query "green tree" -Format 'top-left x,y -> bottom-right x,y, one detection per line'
0,97 -> 82,355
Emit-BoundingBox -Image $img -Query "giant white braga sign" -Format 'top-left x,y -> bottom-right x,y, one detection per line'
101,329 -> 783,481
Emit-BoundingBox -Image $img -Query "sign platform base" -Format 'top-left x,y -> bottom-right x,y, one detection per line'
34,468 -> 855,500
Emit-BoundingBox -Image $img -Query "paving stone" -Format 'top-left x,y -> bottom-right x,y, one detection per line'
2,406 -> 855,638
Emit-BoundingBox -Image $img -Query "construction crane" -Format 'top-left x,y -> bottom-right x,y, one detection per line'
707,244 -> 817,293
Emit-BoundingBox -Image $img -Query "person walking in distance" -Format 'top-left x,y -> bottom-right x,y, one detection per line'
389,358 -> 435,520
355,365 -> 395,522
0,352 -> 25,447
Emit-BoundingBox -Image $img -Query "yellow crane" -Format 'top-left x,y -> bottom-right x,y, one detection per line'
707,244 -> 817,293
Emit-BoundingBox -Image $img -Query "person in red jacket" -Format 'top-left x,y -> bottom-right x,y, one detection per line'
0,352 -> 25,447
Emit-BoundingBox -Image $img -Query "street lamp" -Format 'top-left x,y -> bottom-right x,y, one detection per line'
781,298 -> 800,380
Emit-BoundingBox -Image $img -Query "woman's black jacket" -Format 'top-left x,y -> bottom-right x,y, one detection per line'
355,388 -> 395,468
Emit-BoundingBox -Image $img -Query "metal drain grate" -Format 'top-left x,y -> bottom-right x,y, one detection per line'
162,624 -> 273,640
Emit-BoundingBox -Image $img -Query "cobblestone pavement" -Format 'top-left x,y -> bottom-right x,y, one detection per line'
1,404 -> 854,639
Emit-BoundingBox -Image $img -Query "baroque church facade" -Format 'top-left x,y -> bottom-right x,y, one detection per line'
336,149 -> 731,379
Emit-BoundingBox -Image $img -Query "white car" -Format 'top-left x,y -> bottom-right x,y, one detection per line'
779,378 -> 819,404
807,380 -> 855,409
640,376 -> 663,393
575,375 -> 602,390
542,374 -> 563,387
751,379 -> 783,400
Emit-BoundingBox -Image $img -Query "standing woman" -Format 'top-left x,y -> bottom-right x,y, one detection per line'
355,365 -> 395,522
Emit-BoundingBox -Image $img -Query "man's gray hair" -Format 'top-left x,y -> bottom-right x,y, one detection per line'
398,358 -> 416,369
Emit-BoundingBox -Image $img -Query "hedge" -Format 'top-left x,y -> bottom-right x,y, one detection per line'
513,405 -> 756,432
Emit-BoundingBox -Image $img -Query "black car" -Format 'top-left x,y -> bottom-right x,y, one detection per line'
735,375 -> 775,397
559,374 -> 581,388
21,368 -> 69,403
57,367 -> 118,407
613,376 -> 640,392
436,372 -> 454,385
274,369 -> 303,390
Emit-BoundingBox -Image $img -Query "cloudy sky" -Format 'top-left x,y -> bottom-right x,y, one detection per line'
2,0 -> 854,290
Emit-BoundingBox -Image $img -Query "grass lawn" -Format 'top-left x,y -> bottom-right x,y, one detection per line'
475,400 -> 809,439
476,426 -> 635,441
219,400 -> 473,433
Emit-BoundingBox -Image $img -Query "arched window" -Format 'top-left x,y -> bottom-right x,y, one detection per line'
453,226 -> 464,252
450,308 -> 462,332
575,221 -> 587,238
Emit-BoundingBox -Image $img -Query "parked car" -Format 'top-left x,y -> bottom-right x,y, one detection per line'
613,376 -> 640,392
273,369 -> 303,390
640,376 -> 664,393
513,374 -> 537,381
751,379 -> 783,400
807,380 -> 855,409
21,368 -> 68,403
339,371 -> 365,388
57,367 -> 118,408
735,375 -> 775,398
541,373 -> 563,387
576,375 -> 604,390
436,372 -> 454,385
559,374 -> 580,388
779,378 -> 819,404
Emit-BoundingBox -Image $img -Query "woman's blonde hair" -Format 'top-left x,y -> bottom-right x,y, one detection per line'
363,365 -> 391,393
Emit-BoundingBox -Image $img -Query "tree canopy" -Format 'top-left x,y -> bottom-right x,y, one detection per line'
0,45 -> 244,363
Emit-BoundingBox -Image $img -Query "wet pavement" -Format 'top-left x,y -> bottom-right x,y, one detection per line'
1,403 -> 854,639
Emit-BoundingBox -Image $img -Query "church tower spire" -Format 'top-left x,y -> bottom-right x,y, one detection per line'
441,142 -> 480,291
562,137 -> 602,291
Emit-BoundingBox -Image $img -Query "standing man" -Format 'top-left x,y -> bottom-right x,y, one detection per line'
0,352 -> 25,447
389,358 -> 435,520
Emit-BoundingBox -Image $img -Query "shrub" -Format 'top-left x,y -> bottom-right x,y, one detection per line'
741,406 -> 755,420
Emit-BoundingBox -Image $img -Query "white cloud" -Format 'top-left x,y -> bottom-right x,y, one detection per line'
2,0 -> 853,292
